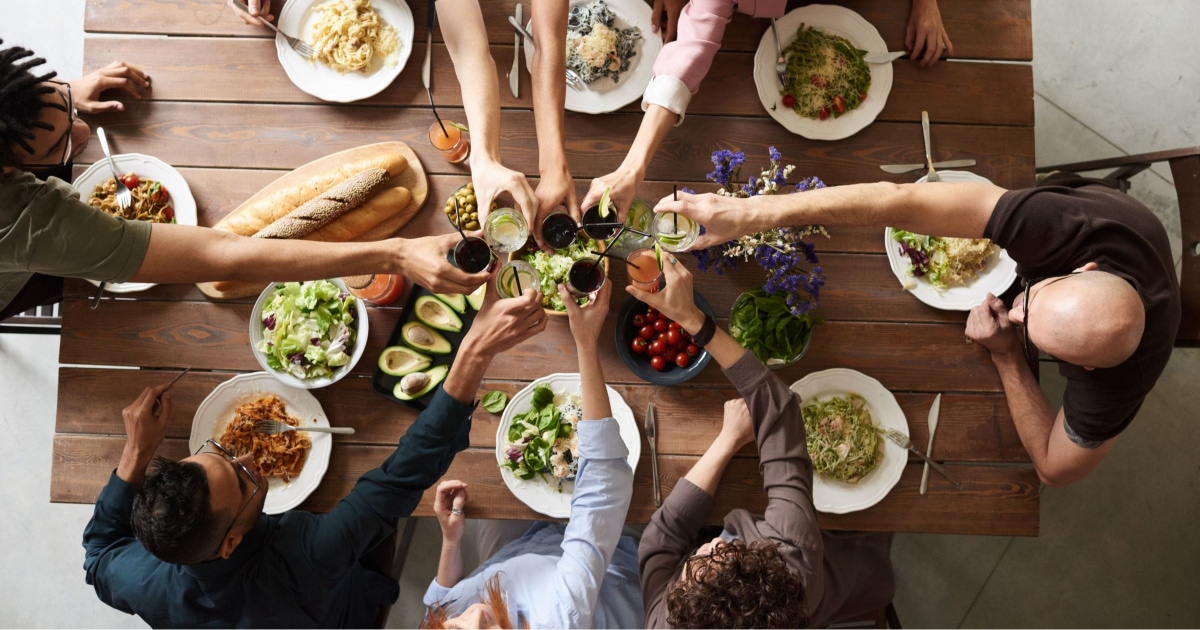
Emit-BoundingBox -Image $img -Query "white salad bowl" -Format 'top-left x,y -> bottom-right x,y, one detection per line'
249,278 -> 369,389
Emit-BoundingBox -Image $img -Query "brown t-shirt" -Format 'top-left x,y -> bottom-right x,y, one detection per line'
985,179 -> 1181,442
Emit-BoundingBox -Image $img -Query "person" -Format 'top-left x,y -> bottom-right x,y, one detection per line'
659,173 -> 1181,487
81,276 -> 549,627
582,0 -> 954,220
420,282 -> 644,629
0,41 -> 486,321
629,257 -> 894,628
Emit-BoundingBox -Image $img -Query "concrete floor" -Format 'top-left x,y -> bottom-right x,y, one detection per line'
2,0 -> 1198,627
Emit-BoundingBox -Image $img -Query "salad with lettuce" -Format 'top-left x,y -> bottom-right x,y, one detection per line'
256,280 -> 358,380
501,385 -> 581,491
892,229 -> 998,290
521,236 -> 599,311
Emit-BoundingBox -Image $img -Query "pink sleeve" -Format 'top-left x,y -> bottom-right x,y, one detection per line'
650,0 -> 738,95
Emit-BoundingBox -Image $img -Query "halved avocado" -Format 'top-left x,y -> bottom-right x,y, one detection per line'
466,283 -> 486,311
378,345 -> 432,377
434,293 -> 468,314
394,365 -> 450,400
415,295 -> 463,332
401,321 -> 452,355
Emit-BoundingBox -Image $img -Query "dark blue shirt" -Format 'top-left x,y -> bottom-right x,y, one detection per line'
82,386 -> 474,628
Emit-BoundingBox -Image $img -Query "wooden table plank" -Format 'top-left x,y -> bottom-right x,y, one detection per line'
73,103 -> 1035,188
55,367 -> 1028,462
82,38 -> 1033,127
51,435 -> 1039,536
85,0 -> 1032,61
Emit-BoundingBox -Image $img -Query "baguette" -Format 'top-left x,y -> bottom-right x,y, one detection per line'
307,186 -> 412,242
254,169 -> 390,239
216,152 -> 408,236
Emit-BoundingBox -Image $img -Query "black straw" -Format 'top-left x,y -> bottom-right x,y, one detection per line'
452,198 -> 467,239
591,248 -> 640,270
426,88 -> 448,137
592,222 -> 651,238
514,266 -> 524,295
672,185 -> 679,232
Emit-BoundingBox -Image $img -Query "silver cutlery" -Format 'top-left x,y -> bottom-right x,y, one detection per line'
920,393 -> 941,495
152,367 -> 191,413
422,0 -> 435,94
879,159 -> 976,174
507,17 -> 583,90
921,111 -> 940,182
877,425 -> 962,489
509,4 -> 522,99
865,50 -> 907,64
231,0 -> 314,57
770,18 -> 789,89
645,402 -> 661,507
254,420 -> 356,435
93,126 -> 129,310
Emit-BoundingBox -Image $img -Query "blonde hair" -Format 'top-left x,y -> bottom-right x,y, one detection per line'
421,574 -> 526,629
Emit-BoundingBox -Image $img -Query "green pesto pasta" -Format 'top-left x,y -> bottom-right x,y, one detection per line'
802,393 -> 883,483
780,24 -> 871,120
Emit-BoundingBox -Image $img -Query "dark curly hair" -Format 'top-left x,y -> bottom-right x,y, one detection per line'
131,457 -> 224,565
666,538 -> 810,628
0,39 -> 65,167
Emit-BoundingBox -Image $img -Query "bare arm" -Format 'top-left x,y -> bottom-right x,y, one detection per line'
562,283 -> 614,420
581,105 -> 676,222
530,0 -> 579,225
662,181 -> 1007,251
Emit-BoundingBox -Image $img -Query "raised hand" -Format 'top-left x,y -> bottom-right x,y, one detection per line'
560,280 -> 611,351
433,480 -> 470,545
653,191 -> 744,251
396,233 -> 491,295
965,293 -> 1021,357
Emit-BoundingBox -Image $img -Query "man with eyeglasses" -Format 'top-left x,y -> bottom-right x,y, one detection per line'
661,173 -> 1180,487
81,278 -> 548,627
1,41 -> 492,322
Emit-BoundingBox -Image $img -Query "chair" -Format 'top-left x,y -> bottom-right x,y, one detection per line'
1036,146 -> 1200,347
368,518 -> 420,629
0,302 -> 62,335
826,602 -> 902,629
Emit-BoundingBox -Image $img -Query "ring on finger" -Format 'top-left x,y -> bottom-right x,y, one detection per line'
451,508 -> 464,516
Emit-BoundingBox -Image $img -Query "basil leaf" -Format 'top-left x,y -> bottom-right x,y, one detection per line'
482,390 -> 508,413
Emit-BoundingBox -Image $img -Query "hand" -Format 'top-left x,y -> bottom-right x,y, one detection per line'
719,398 -> 755,449
965,293 -> 1021,357
626,252 -> 705,334
560,280 -> 611,350
906,0 -> 954,67
470,159 -> 540,234
653,191 -> 743,251
650,0 -> 686,42
580,167 -> 642,225
433,480 -> 470,545
396,233 -> 491,295
461,268 -> 547,357
534,165 -> 579,250
116,383 -> 172,483
68,62 -> 151,114
227,0 -> 274,26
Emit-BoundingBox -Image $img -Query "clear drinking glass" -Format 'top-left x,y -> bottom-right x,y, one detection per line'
483,207 -> 531,254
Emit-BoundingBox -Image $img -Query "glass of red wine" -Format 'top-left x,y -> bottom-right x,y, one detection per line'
446,236 -> 495,274
541,211 -> 579,250
566,257 -> 608,298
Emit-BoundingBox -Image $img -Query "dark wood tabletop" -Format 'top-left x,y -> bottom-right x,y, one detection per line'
52,0 -> 1039,536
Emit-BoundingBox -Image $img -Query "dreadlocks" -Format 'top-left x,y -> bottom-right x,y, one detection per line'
0,39 -> 65,167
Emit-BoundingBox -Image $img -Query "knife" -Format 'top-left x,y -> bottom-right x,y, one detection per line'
919,393 -> 941,495
422,0 -> 435,93
865,50 -> 907,64
645,402 -> 661,507
509,4 -> 522,99
879,159 -> 976,174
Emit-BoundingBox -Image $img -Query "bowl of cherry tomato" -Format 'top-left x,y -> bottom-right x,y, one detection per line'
614,293 -> 715,386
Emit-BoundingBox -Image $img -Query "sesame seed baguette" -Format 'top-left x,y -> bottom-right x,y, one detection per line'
254,168 -> 391,240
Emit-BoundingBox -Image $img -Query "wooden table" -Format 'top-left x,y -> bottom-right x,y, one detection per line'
52,0 -> 1039,536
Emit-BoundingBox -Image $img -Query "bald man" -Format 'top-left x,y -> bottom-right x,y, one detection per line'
661,173 -> 1181,486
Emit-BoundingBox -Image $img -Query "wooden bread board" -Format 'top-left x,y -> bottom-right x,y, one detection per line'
197,141 -> 428,300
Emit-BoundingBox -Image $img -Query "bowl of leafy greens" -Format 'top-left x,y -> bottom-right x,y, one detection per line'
250,278 -> 368,389
730,289 -> 818,369
510,235 -> 608,315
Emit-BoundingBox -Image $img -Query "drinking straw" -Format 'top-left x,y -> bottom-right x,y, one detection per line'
514,266 -> 523,295
592,222 -> 651,238
672,185 -> 679,232
591,249 -> 641,270
426,88 -> 448,137
452,198 -> 467,239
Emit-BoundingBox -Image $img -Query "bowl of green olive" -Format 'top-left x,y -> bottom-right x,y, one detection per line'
444,182 -> 497,231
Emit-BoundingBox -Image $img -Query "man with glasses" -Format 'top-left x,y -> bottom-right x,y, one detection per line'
81,278 -> 548,627
1,41 -> 493,322
660,173 -> 1180,487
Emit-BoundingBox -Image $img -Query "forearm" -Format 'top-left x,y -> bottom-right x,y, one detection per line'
991,351 -> 1058,472
532,0 -> 569,176
616,105 -> 676,179
435,539 -> 465,589
115,443 -> 155,485
675,307 -> 746,369
439,0 -> 502,164
577,341 -> 612,420
442,341 -> 492,405
682,434 -> 741,496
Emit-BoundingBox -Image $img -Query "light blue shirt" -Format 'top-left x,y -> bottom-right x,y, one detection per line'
423,418 -> 643,628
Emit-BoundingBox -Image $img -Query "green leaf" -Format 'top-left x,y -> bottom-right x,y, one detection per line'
482,390 -> 508,413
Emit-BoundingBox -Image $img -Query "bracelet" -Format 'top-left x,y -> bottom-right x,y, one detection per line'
691,313 -> 717,347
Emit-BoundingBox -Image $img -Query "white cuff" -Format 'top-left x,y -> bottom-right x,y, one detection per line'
422,579 -> 454,607
641,74 -> 693,126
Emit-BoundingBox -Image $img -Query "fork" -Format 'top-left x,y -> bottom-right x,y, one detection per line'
770,19 -> 790,89
877,426 -> 961,488
565,68 -> 583,90
506,16 -> 583,90
921,111 -> 941,182
254,420 -> 356,435
645,402 -> 661,507
231,0 -> 314,58
92,127 -> 129,309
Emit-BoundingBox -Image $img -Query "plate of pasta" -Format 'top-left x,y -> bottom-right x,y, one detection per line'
72,153 -> 198,293
753,4 -> 892,140
276,0 -> 414,103
884,171 -> 1018,310
790,368 -> 907,514
189,372 -> 333,514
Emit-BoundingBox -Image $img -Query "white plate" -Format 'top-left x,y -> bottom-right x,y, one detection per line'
884,171 -> 1018,311
276,0 -> 414,103
496,373 -> 641,518
753,4 -> 892,140
72,153 -> 198,294
790,368 -> 906,514
525,0 -> 664,114
249,278 -> 370,389
188,372 -> 333,514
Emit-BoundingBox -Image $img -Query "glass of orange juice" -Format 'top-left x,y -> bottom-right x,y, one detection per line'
626,247 -> 663,293
428,121 -> 470,164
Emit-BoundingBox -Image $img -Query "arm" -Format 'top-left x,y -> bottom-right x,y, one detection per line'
967,294 -> 1116,486
530,0 -> 579,227
906,0 -> 954,67
438,0 -> 539,227
579,106 -> 676,223
431,480 -> 469,588
660,181 -> 1007,251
